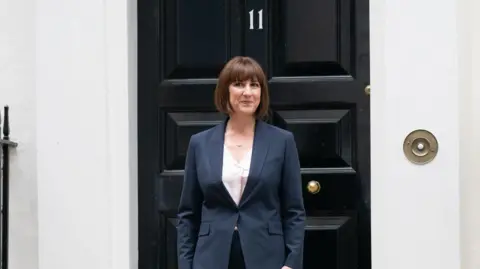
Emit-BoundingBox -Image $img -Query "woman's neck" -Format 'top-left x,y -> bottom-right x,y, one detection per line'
227,114 -> 256,134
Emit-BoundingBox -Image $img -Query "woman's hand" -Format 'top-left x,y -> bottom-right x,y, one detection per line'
282,266 -> 292,269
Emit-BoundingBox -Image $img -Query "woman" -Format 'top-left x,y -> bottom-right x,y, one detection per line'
177,56 -> 305,269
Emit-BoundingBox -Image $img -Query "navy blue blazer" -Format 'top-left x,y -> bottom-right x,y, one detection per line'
177,119 -> 306,269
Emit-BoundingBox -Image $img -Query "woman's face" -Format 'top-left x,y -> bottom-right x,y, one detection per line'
228,78 -> 261,117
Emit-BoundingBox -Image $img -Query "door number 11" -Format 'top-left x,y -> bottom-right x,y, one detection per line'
249,9 -> 263,30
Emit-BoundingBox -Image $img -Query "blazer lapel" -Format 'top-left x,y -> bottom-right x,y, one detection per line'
208,119 -> 238,207
239,120 -> 270,206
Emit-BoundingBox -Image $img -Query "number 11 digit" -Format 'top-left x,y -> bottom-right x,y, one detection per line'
248,9 -> 264,30
258,9 -> 263,30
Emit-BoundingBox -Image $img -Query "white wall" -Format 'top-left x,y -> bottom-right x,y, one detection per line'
0,0 -> 38,268
371,0 -> 461,266
370,0 -> 480,268
0,0 -> 137,268
1,0 -> 479,268
35,0 -> 138,268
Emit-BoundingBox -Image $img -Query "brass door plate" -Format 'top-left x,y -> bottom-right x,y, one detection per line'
306,180 -> 321,194
403,129 -> 438,165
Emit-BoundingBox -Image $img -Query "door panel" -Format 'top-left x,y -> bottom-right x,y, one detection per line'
162,0 -> 233,79
138,0 -> 370,268
305,217 -> 358,269
271,0 -> 352,76
276,109 -> 353,168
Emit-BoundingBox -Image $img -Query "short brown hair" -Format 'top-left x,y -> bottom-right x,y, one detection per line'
214,56 -> 270,118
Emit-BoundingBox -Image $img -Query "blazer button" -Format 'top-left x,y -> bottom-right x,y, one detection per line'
234,226 -> 238,230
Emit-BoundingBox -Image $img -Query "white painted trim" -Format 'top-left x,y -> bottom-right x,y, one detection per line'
35,0 -> 137,268
105,0 -> 138,268
458,0 -> 480,268
370,0 -> 462,268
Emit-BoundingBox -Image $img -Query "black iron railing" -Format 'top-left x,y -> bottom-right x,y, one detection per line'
0,106 -> 17,269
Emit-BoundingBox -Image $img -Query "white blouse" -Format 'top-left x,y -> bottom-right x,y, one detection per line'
222,145 -> 252,206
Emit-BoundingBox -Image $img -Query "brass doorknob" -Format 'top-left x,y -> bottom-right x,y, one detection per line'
306,180 -> 321,194
364,85 -> 371,95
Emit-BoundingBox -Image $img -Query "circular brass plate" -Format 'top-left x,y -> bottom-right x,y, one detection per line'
306,180 -> 321,194
403,129 -> 438,165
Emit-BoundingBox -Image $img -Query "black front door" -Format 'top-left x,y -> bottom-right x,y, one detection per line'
138,0 -> 370,268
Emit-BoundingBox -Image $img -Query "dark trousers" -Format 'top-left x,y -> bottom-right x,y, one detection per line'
228,231 -> 246,269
